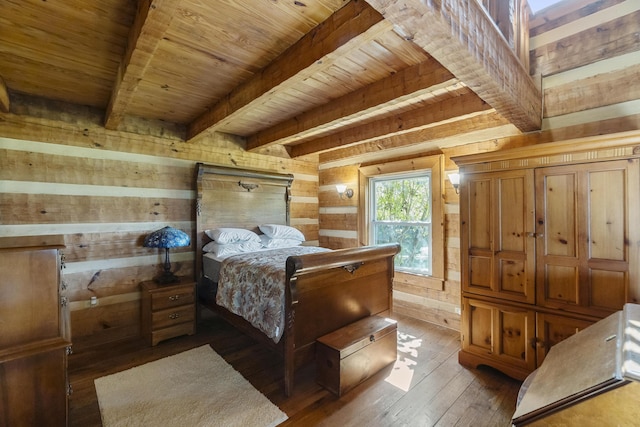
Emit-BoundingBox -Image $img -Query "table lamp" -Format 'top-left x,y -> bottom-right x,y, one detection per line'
143,226 -> 190,284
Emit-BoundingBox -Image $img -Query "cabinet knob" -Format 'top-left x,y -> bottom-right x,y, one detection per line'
169,313 -> 180,320
169,295 -> 181,301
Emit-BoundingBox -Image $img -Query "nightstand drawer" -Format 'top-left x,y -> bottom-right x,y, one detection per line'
140,278 -> 197,346
150,286 -> 194,311
151,305 -> 195,329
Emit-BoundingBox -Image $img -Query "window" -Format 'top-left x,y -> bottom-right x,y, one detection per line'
370,173 -> 432,275
528,0 -> 563,14
359,155 -> 444,289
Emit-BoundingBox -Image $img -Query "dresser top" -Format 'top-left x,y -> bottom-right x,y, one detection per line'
0,235 -> 65,251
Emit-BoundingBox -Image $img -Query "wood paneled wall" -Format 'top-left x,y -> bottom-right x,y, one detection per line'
0,97 -> 319,349
1,0 -> 638,343
318,0 -> 640,331
530,0 -> 640,134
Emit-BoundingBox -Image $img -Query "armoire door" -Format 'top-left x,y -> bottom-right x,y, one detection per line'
535,159 -> 640,318
534,312 -> 595,365
461,169 -> 536,304
460,297 -> 536,379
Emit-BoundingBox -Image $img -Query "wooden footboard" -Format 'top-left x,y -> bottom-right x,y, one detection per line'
282,243 -> 400,396
197,243 -> 399,396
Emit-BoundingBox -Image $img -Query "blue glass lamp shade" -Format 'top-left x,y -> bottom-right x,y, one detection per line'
144,226 -> 190,284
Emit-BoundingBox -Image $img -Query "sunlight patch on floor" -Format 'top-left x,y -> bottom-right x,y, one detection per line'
385,331 -> 422,392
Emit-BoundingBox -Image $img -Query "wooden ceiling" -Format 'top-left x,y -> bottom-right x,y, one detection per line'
0,0 -> 541,162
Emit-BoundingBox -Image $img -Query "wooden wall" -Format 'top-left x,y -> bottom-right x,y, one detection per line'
530,0 -> 640,135
318,0 -> 640,331
0,96 -> 319,350
1,0 -> 638,345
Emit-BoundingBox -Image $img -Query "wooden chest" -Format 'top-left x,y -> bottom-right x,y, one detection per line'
316,316 -> 397,396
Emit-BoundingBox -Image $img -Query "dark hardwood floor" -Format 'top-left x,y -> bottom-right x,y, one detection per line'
68,309 -> 522,426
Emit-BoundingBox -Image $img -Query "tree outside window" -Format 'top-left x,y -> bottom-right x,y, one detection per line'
371,173 -> 432,275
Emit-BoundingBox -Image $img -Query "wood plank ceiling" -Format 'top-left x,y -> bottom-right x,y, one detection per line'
0,0 -> 541,162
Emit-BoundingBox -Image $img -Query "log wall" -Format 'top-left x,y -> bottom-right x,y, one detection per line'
318,0 -> 640,331
0,97 -> 319,349
1,0 -> 638,344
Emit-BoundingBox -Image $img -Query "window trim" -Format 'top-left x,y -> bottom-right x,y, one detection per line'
359,155 -> 445,290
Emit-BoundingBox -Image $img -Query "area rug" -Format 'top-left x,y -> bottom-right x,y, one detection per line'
94,345 -> 288,427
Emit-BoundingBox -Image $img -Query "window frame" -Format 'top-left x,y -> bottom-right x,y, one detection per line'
359,155 -> 445,290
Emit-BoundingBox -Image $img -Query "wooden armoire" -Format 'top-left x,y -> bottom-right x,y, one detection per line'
0,235 -> 71,426
453,134 -> 640,380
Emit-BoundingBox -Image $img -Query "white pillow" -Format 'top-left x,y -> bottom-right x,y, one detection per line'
258,224 -> 305,242
259,234 -> 303,249
202,240 -> 262,257
205,228 -> 260,244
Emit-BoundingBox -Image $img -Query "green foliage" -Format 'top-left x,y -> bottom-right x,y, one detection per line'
374,177 -> 431,220
372,175 -> 432,273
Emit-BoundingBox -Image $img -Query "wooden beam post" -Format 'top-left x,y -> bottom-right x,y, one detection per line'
366,0 -> 542,132
104,0 -> 181,130
290,89 -> 490,157
246,58 -> 459,151
187,0 -> 389,141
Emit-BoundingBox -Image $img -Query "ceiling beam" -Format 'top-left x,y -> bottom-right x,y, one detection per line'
187,0 -> 390,140
365,0 -> 542,132
104,0 -> 180,130
319,110 -> 517,167
290,89 -> 490,157
0,75 -> 9,113
246,57 -> 460,151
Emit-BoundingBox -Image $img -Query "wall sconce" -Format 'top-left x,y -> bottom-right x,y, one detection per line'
448,172 -> 461,194
336,184 -> 354,199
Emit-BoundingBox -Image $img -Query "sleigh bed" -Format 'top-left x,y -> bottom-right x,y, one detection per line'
195,163 -> 399,396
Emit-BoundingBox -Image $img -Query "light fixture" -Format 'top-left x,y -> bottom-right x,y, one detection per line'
144,226 -> 190,284
448,172 -> 461,194
336,184 -> 354,199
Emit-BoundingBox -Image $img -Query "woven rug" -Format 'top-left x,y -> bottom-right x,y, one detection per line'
94,345 -> 287,427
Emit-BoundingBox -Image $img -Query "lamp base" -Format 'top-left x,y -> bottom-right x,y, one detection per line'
154,271 -> 180,285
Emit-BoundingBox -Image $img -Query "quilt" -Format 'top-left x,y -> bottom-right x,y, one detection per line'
216,246 -> 330,343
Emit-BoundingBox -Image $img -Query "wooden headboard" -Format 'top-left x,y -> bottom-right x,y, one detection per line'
194,163 -> 294,283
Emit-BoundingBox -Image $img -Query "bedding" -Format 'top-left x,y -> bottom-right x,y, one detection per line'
203,253 -> 224,283
202,240 -> 263,257
215,246 -> 330,343
258,224 -> 305,241
205,227 -> 260,244
259,234 -> 302,249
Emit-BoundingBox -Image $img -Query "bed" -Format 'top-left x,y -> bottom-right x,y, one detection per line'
195,163 -> 400,396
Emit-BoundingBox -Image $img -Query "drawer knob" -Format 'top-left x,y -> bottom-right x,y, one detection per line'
169,313 -> 180,319
169,295 -> 181,301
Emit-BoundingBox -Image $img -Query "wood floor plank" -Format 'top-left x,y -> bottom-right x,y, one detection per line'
68,312 -> 522,426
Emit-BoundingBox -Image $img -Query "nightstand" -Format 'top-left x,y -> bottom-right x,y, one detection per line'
140,278 -> 196,346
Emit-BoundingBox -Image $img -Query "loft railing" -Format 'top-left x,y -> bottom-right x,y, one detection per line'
478,0 -> 531,72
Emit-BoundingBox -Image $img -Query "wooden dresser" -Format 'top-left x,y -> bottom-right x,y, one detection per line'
0,235 -> 71,426
453,136 -> 640,380
140,278 -> 196,346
